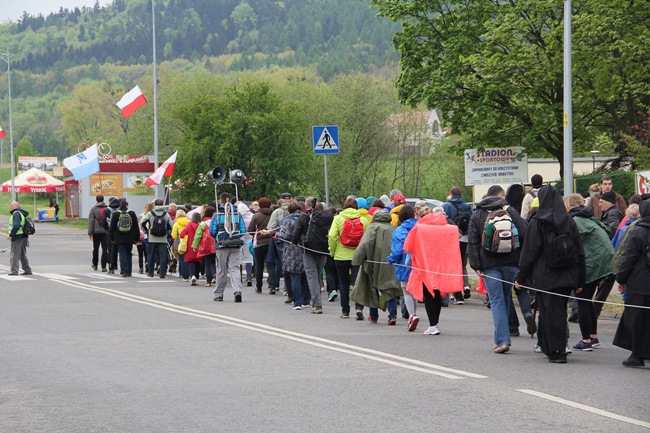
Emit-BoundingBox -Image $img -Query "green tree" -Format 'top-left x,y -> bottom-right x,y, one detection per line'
15,136 -> 39,158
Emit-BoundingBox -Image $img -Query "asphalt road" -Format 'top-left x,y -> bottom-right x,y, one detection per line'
0,218 -> 648,432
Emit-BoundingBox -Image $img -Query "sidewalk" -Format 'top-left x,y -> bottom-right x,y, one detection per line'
0,214 -> 86,236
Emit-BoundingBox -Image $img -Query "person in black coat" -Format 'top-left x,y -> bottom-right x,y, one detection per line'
109,199 -> 140,277
515,186 -> 585,363
613,196 -> 650,367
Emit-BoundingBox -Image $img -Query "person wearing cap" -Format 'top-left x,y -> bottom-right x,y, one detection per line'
389,194 -> 407,226
599,191 -> 624,239
356,198 -> 371,224
387,189 -> 403,210
588,175 -> 627,220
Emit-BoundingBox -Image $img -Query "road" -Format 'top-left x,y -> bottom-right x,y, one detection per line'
0,218 -> 648,432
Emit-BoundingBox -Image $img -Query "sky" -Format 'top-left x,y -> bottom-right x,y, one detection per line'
2,1 -> 111,23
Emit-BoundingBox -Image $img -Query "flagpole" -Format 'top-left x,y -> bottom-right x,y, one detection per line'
162,176 -> 171,204
152,0 -> 160,198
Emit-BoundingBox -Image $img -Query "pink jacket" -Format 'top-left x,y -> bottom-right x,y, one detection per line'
403,212 -> 463,300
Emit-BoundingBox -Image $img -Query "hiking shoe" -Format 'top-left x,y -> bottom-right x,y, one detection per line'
328,290 -> 338,302
355,310 -> 364,321
591,338 -> 601,348
407,314 -> 419,332
494,344 -> 510,353
191,276 -> 197,286
340,313 -> 349,319
525,313 -> 536,336
533,344 -> 543,353
573,340 -> 593,351
284,298 -> 293,304
311,306 -> 323,314
424,325 -> 441,335
292,306 -> 302,311
463,286 -> 471,299
510,329 -> 520,337
387,318 -> 396,326
622,355 -> 645,368
234,292 -> 242,303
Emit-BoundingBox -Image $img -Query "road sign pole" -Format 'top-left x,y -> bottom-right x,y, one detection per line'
324,155 -> 329,207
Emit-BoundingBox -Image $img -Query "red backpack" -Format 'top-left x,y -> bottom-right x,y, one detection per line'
340,217 -> 364,248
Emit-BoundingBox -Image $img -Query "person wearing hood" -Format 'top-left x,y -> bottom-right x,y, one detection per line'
7,201 -> 32,276
351,209 -> 402,324
468,185 -> 528,354
140,198 -> 173,278
387,206 -> 419,327
380,194 -> 391,208
248,197 -> 276,294
505,184 -> 525,215
564,194 -> 615,351
389,193 -> 407,226
103,197 -> 120,274
356,198 -> 371,224
442,187 -> 474,304
328,198 -> 369,319
171,209 -> 191,281
399,207 -> 463,335
613,195 -> 650,367
88,194 -> 109,272
515,186 -> 585,363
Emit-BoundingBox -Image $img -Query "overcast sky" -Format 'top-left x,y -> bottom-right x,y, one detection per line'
2,1 -> 112,23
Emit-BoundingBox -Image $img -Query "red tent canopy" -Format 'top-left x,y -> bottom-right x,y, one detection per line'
0,167 -> 66,193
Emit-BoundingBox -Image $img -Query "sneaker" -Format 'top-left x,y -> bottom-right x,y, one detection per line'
573,340 -> 593,351
340,313 -> 349,319
284,298 -> 293,304
247,280 -> 252,287
355,310 -> 364,321
424,325 -> 441,335
402,310 -> 410,320
301,305 -> 310,308
453,299 -> 465,305
533,344 -> 543,353
269,288 -> 276,295
212,278 -> 216,284
101,268 -> 107,272
139,268 -> 144,274
191,276 -> 197,286
183,279 -> 189,282
463,286 -> 471,299
549,353 -> 568,363
21,272 -> 33,275
591,338 -> 601,348
510,330 -> 520,337
387,318 -> 396,326
368,318 -> 378,324
328,290 -> 338,302
494,343 -> 510,353
91,264 -> 98,271
565,346 -> 573,355
107,270 -> 115,275
283,290 -> 288,297
292,306 -> 302,310
234,292 -> 242,303
311,306 -> 323,314
407,314 -> 419,332
525,313 -> 536,336
213,296 -> 223,302
622,354 -> 645,368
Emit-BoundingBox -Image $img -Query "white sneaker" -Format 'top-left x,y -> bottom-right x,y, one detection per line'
533,344 -> 543,353
191,276 -> 197,286
565,346 -> 573,355
424,325 -> 440,335
292,306 -> 302,311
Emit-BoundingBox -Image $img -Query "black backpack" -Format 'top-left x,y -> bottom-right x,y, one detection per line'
450,201 -> 471,233
23,217 -> 36,235
304,210 -> 333,253
544,226 -> 578,269
150,211 -> 168,237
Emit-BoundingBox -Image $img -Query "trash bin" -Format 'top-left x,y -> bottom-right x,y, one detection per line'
38,208 -> 56,222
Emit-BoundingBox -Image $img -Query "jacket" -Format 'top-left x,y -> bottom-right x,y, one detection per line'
171,215 -> 190,240
88,202 -> 108,235
140,206 -> 173,244
9,208 -> 29,240
276,210 -> 303,273
192,218 -> 216,258
601,206 -> 624,239
520,187 -> 541,220
386,217 -> 418,281
101,200 -> 119,231
109,209 -> 140,245
569,206 -> 614,284
442,195 -> 473,239
389,204 -> 405,226
248,207 -> 273,247
588,191 -> 627,220
350,211 -> 402,309
616,212 -> 650,296
328,207 -> 369,261
290,209 -> 334,256
467,196 -> 528,271
267,202 -> 289,231
179,222 -> 201,262
358,208 -> 371,225
209,208 -> 247,249
403,212 -> 464,300
612,218 -> 637,252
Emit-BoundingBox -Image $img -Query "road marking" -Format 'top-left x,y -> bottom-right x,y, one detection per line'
49,277 -> 486,380
0,275 -> 36,280
518,389 -> 650,429
38,273 -> 79,280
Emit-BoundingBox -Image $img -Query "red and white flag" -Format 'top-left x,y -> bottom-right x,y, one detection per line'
116,85 -> 148,118
0,126 -> 6,139
145,151 -> 178,187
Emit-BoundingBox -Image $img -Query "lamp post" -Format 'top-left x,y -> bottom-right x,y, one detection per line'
591,150 -> 600,172
0,48 -> 15,201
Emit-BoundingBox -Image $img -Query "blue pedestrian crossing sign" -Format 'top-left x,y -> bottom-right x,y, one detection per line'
313,125 -> 339,155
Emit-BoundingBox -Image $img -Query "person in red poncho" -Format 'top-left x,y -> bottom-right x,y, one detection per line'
402,207 -> 463,335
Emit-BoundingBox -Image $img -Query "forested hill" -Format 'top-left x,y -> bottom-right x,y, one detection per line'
3,0 -> 400,80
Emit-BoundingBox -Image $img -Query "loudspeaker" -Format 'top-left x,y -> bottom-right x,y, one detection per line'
207,166 -> 226,183
230,169 -> 245,185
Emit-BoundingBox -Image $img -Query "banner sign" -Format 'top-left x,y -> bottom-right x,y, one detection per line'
464,147 -> 528,186
18,156 -> 58,174
637,171 -> 650,195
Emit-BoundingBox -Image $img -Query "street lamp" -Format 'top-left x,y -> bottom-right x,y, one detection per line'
591,150 -> 600,172
0,47 -> 15,201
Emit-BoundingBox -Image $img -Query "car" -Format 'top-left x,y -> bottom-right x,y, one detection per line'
405,198 -> 444,210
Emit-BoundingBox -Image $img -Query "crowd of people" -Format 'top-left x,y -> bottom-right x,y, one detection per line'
85,174 -> 650,368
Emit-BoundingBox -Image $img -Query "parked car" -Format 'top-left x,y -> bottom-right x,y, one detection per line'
405,198 -> 444,210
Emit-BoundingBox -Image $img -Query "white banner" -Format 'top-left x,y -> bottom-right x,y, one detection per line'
464,147 -> 528,186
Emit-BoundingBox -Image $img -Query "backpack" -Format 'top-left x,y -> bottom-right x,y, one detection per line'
340,217 -> 364,248
304,210 -> 334,252
99,207 -> 109,230
481,208 -> 518,254
118,210 -> 132,233
544,227 -> 578,268
22,216 -> 36,235
277,215 -> 298,241
150,211 -> 168,237
450,201 -> 470,233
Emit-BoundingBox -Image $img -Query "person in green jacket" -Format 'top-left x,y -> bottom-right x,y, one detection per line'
565,194 -> 615,351
328,198 -> 369,319
351,211 -> 402,324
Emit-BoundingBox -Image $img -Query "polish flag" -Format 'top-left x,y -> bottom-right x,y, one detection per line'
145,151 -> 178,187
0,126 -> 5,139
116,85 -> 148,118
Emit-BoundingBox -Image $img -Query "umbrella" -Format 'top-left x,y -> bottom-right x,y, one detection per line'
0,167 -> 66,217
186,205 -> 204,218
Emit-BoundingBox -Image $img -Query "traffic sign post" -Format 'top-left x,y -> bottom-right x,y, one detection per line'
313,125 -> 339,206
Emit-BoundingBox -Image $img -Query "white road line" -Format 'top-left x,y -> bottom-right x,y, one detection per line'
0,275 -> 36,280
49,277 -> 486,380
37,273 -> 79,280
89,281 -> 126,284
518,389 -> 650,429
